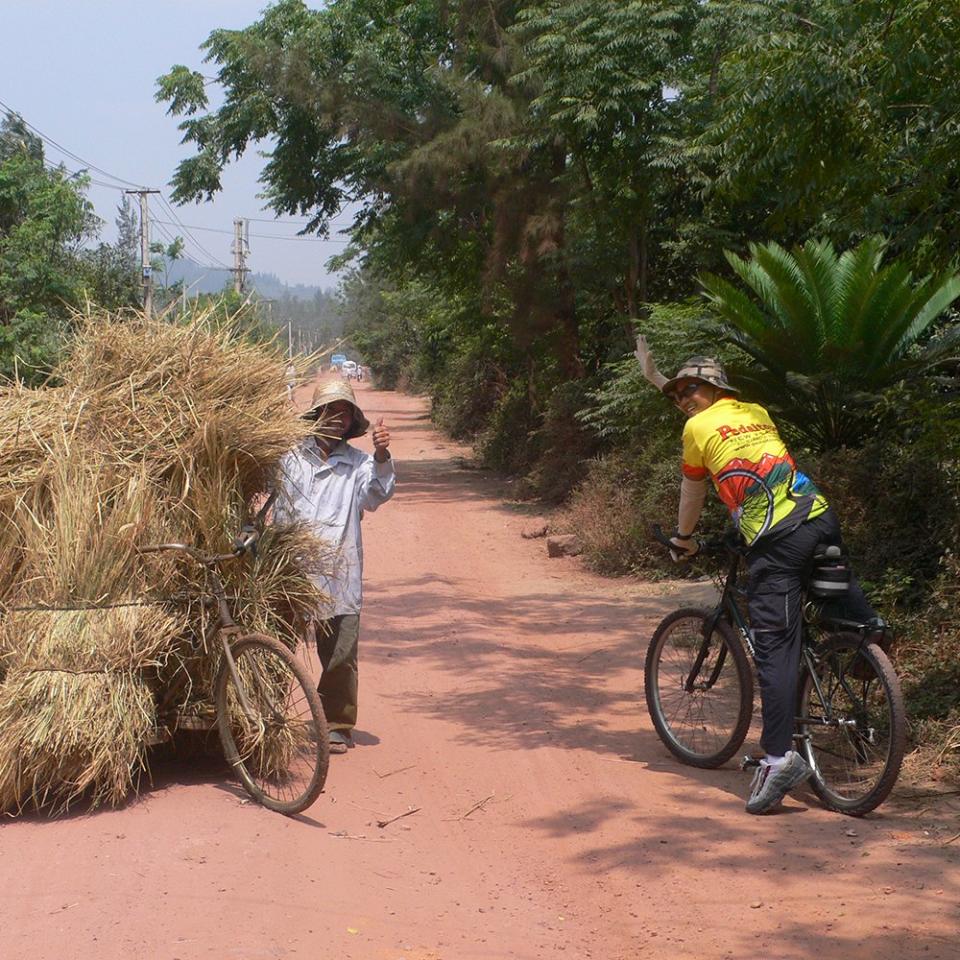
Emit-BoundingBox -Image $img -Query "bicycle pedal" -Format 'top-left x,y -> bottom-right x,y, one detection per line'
740,755 -> 763,770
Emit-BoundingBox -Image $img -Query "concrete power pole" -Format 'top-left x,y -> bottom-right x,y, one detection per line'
232,218 -> 249,294
126,189 -> 160,317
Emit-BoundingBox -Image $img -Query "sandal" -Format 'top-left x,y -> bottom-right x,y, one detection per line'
329,730 -> 352,754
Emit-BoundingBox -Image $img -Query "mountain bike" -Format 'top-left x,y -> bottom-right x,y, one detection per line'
644,526 -> 906,816
140,530 -> 329,815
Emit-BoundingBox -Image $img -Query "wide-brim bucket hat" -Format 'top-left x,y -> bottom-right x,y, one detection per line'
302,379 -> 370,439
660,356 -> 740,397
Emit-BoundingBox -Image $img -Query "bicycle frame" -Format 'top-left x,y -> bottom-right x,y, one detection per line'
139,542 -> 274,727
686,549 -> 752,694
693,544 -> 878,749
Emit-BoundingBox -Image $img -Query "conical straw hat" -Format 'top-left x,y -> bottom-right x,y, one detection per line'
302,379 -> 370,439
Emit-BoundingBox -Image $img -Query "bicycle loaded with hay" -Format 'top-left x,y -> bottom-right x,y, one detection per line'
0,309 -> 334,816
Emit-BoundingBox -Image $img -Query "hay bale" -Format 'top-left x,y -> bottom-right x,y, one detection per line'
0,605 -> 181,814
0,307 -> 332,814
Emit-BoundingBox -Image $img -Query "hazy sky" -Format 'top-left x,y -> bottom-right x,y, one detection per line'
1,1 -> 348,289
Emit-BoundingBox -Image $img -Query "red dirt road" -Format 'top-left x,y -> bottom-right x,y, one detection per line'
3,380 -> 958,960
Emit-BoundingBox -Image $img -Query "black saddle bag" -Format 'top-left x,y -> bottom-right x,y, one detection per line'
808,543 -> 851,600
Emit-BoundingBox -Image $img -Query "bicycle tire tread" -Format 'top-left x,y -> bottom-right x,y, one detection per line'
799,634 -> 906,817
645,607 -> 754,769
215,633 -> 329,815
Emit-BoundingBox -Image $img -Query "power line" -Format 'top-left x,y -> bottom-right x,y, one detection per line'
2,99 -> 235,270
150,220 -> 231,272
3,100 -> 353,274
40,157 -> 128,192
152,218 -> 350,243
253,230 -> 351,243
246,212 -> 353,225
154,194 -> 234,270
0,98 -> 148,190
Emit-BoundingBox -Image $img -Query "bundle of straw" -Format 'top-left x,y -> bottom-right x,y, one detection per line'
0,307 -> 332,814
0,605 -> 181,813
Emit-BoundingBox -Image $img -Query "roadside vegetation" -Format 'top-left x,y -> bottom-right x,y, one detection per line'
156,0 -> 960,774
3,2 -> 956,776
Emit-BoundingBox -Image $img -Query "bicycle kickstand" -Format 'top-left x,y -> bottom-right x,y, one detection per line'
739,755 -> 763,771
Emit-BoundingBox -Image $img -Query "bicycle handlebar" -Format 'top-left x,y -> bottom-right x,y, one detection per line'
650,523 -> 737,562
138,540 -> 251,565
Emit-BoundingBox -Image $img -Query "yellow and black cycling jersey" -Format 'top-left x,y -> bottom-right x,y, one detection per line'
681,397 -> 828,546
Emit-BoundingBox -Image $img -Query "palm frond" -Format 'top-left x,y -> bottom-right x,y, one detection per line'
792,238 -> 840,353
700,235 -> 960,449
882,273 -> 960,364
835,236 -> 888,346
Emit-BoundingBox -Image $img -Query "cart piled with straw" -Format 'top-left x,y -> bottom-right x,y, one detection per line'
0,308 -> 330,814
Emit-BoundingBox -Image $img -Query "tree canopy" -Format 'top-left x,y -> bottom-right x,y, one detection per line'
157,0 -> 960,461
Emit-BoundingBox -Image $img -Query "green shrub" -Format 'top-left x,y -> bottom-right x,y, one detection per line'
430,335 -> 511,440
578,301 -> 740,449
557,434 -> 729,577
474,378 -> 537,475
519,378 -> 600,502
804,385 -> 960,609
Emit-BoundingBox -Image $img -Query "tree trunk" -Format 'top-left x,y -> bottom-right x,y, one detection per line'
626,227 -> 640,318
638,218 -> 649,305
549,145 -> 583,379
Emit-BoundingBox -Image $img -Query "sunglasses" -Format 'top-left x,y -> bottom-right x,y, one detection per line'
669,382 -> 702,403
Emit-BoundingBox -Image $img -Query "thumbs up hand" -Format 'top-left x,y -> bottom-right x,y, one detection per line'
372,417 -> 391,461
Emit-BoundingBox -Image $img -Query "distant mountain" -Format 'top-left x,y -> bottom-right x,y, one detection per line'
248,271 -> 327,301
163,256 -> 329,300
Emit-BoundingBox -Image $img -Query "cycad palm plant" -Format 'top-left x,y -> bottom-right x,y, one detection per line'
700,237 -> 960,449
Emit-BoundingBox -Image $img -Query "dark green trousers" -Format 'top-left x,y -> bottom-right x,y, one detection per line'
315,614 -> 359,731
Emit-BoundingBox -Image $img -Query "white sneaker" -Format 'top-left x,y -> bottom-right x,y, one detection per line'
746,750 -> 812,814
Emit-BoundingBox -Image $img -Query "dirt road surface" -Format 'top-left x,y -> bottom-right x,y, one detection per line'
3,380 -> 958,960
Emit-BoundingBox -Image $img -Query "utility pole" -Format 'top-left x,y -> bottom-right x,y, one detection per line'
125,189 -> 160,318
231,217 -> 249,294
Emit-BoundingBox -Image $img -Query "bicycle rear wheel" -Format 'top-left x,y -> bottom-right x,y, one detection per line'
216,633 -> 329,815
797,634 -> 906,816
645,607 -> 754,768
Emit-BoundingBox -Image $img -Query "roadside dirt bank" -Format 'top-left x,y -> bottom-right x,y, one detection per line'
1,379 -> 957,960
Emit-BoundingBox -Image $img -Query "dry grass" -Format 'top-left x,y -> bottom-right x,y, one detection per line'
0,306 -> 332,814
0,605 -> 181,813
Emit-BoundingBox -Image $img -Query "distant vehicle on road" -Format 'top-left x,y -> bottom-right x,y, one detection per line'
330,353 -> 347,370
340,360 -> 359,380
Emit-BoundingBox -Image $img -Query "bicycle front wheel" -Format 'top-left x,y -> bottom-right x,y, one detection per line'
644,607 -> 754,768
216,633 -> 329,815
797,634 -> 906,817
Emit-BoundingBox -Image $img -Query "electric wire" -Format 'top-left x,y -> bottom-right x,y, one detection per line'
152,219 -> 350,242
40,157 -> 128,192
0,97 -> 148,190
3,100 -> 350,274
2,100 -> 236,269
155,194 -> 234,269
150,220 -> 230,273
245,212 -> 353,225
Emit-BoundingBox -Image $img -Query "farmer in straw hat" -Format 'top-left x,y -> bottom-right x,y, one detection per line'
275,379 -> 395,754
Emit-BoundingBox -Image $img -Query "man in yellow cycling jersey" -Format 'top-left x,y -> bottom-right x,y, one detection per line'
636,340 -> 878,813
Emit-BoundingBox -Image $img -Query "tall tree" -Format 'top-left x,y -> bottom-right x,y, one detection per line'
512,0 -> 692,329
0,113 -> 96,378
156,0 -> 593,375
698,0 -> 960,267
115,195 -> 139,270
